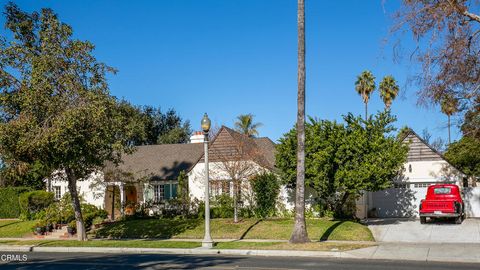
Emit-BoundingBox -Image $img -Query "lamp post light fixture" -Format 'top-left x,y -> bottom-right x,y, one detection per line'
201,113 -> 213,248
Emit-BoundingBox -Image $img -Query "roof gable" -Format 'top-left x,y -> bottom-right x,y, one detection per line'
203,126 -> 276,169
402,129 -> 444,162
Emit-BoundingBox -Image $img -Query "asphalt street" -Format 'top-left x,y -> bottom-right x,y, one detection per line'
0,252 -> 479,270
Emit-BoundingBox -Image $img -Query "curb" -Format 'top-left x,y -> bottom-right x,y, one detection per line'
0,245 -> 354,258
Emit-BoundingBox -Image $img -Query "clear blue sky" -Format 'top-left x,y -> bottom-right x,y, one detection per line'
4,0 -> 460,143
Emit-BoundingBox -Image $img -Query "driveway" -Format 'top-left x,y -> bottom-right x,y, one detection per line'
367,218 -> 480,243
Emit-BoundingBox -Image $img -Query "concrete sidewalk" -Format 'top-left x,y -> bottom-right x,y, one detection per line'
1,242 -> 479,264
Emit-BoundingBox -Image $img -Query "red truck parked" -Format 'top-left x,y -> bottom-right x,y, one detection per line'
419,184 -> 465,224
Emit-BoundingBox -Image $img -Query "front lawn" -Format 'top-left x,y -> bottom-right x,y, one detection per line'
94,218 -> 374,242
0,220 -> 37,238
243,219 -> 373,241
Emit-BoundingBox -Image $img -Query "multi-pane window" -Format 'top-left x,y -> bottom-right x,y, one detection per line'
53,186 -> 62,200
153,184 -> 165,203
394,183 -> 409,189
210,180 -> 231,197
153,183 -> 178,203
414,183 -> 432,188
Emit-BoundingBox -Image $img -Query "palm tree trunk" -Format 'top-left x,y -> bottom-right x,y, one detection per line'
448,115 -> 451,145
365,102 -> 368,122
65,168 -> 87,241
290,0 -> 309,244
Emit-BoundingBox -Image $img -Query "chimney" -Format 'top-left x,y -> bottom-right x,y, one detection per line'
189,131 -> 205,143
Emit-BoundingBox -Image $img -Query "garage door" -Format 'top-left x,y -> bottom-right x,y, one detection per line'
371,187 -> 427,218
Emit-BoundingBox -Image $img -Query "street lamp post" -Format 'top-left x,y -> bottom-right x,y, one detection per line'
201,113 -> 213,248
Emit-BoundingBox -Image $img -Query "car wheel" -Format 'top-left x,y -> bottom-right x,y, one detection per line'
455,216 -> 462,224
420,217 -> 426,224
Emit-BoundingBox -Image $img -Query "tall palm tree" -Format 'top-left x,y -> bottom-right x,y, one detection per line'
355,71 -> 376,121
234,114 -> 262,137
441,94 -> 459,145
290,0 -> 309,244
379,75 -> 399,110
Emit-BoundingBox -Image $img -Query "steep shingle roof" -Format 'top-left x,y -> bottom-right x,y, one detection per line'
253,137 -> 276,169
208,126 -> 276,169
104,143 -> 203,182
104,126 -> 277,182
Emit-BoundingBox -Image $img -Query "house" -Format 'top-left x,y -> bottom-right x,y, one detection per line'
48,126 -> 278,219
359,128 -> 468,218
49,126 -> 478,219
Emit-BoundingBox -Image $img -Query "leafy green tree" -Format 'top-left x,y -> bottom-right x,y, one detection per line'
0,160 -> 49,190
379,75 -> 399,110
234,114 -> 262,138
0,4 -> 141,240
135,106 -> 191,145
355,71 -> 376,121
276,111 -> 408,216
445,137 -> 480,180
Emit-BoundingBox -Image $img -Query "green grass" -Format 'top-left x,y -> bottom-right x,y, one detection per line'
243,219 -> 373,241
174,219 -> 259,239
0,239 -> 200,248
94,218 -> 373,242
0,220 -> 37,238
93,218 -> 202,239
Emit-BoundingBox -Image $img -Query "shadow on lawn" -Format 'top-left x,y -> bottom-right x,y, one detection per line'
94,218 -> 202,239
239,219 -> 262,240
319,221 -> 344,241
0,221 -> 21,229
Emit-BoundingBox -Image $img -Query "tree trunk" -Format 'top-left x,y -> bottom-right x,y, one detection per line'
335,191 -> 350,217
65,168 -> 87,241
290,0 -> 309,244
233,180 -> 238,223
365,102 -> 368,122
448,115 -> 451,145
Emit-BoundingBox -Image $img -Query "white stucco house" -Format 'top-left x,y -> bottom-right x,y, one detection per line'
48,126 -> 479,219
358,128 -> 478,218
48,126 -> 279,219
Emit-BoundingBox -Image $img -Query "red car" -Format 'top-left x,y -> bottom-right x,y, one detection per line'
419,184 -> 465,224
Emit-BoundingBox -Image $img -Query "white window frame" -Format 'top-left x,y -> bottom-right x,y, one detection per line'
414,183 -> 433,188
53,186 -> 62,200
394,183 -> 409,189
153,184 -> 165,203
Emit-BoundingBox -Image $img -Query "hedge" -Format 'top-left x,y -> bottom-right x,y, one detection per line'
0,187 -> 33,218
19,190 -> 55,220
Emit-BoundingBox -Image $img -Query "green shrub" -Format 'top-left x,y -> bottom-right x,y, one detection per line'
82,204 -> 108,229
211,194 -> 234,218
92,216 -> 105,226
68,220 -> 76,229
19,190 -> 54,220
0,186 -> 32,218
250,172 -> 280,218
